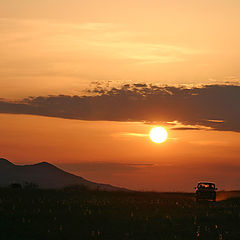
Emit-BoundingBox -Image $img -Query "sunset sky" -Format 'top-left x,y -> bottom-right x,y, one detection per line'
0,0 -> 240,191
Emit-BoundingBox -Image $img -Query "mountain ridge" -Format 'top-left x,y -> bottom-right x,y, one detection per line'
0,158 -> 14,165
0,158 -> 128,191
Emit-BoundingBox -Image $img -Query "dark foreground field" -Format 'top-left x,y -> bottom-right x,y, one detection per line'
0,188 -> 239,240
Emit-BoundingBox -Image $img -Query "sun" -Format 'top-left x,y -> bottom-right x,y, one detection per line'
149,127 -> 168,143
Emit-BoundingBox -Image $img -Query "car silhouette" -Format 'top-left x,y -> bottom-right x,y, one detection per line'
195,182 -> 217,202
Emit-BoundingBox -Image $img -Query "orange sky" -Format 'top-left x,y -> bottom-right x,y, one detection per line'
0,0 -> 240,191
1,0 -> 240,98
0,114 -> 239,191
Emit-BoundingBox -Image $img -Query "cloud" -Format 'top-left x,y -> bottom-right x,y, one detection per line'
0,84 -> 239,132
57,162 -> 154,175
116,132 -> 148,137
171,127 -> 203,131
0,18 -> 201,77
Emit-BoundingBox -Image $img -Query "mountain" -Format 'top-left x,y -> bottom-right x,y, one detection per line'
0,158 -> 127,191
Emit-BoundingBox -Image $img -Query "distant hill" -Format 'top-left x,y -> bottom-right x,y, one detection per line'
0,158 -> 128,191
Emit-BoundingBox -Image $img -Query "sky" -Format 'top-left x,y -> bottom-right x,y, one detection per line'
0,0 -> 240,191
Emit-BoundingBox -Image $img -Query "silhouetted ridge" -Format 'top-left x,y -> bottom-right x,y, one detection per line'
32,161 -> 58,168
0,158 -> 128,191
0,158 -> 14,166
28,161 -> 77,176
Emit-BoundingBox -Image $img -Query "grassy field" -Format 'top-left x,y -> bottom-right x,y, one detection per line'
0,188 -> 239,240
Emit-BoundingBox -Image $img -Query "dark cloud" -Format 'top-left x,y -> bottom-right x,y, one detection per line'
0,84 -> 239,132
171,127 -> 203,131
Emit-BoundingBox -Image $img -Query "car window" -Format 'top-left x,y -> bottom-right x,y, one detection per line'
198,183 -> 215,189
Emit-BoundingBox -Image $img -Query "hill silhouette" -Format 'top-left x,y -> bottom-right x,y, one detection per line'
0,158 -> 127,191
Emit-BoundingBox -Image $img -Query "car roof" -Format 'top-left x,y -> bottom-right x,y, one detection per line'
198,182 -> 215,185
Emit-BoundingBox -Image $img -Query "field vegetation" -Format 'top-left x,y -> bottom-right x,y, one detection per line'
0,187 -> 239,240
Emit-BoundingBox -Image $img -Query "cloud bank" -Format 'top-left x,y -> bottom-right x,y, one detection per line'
0,84 -> 239,132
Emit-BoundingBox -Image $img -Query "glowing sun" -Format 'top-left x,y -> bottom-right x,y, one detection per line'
149,127 -> 168,143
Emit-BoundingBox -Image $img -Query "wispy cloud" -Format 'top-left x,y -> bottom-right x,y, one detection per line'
58,161 -> 155,175
0,18 -> 202,65
0,18 -> 209,99
116,132 -> 148,137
